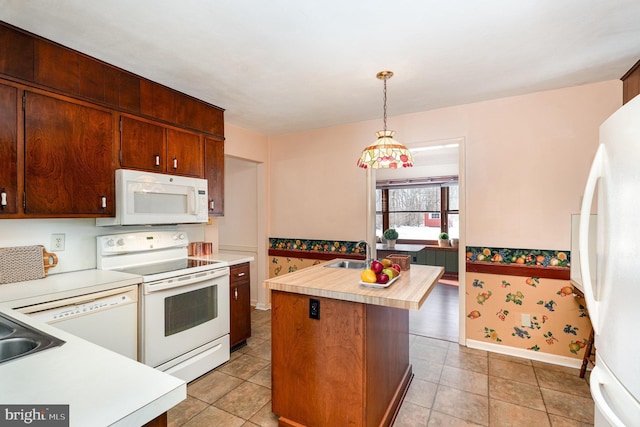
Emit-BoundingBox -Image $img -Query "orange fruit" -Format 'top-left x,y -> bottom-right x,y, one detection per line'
360,269 -> 377,283
381,259 -> 393,268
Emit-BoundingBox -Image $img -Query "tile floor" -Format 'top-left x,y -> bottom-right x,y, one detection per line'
168,307 -> 594,426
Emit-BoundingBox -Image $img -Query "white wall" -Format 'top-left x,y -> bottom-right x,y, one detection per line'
218,123 -> 270,308
218,156 -> 261,306
0,219 -> 205,275
268,80 -> 621,250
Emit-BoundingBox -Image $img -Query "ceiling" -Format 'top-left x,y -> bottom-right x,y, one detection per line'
1,1 -> 639,136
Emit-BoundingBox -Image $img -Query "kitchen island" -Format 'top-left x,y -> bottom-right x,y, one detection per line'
264,260 -> 443,427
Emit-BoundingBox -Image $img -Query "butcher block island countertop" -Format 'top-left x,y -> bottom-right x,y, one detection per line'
263,259 -> 444,310
264,259 -> 444,427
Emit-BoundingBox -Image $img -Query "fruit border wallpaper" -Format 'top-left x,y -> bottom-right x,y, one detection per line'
465,246 -> 570,268
465,272 -> 591,359
269,238 -> 366,255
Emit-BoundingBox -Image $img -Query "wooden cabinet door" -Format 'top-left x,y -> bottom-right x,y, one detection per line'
120,116 -> 166,172
167,128 -> 203,177
24,92 -> 114,215
0,83 -> 18,214
0,25 -> 34,82
230,262 -> 251,348
204,137 -> 224,215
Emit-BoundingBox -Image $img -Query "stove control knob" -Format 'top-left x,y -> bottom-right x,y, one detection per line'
178,233 -> 185,240
106,239 -> 115,247
116,238 -> 125,247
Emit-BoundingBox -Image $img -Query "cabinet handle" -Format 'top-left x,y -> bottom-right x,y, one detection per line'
209,199 -> 215,210
234,287 -> 238,300
236,272 -> 246,277
173,157 -> 178,169
0,188 -> 6,209
100,195 -> 107,209
154,154 -> 161,167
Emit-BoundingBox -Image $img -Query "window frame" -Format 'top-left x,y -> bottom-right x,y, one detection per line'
377,175 -> 459,244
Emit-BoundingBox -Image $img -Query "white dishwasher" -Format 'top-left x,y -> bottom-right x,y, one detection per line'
16,285 -> 138,360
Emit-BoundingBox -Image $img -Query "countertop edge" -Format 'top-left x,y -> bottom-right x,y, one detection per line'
190,252 -> 255,266
0,270 -> 143,309
0,306 -> 186,426
264,259 -> 443,310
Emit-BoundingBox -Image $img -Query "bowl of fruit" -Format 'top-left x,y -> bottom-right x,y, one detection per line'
359,258 -> 402,288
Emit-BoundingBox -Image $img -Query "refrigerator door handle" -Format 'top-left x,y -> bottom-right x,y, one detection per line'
590,367 -> 626,427
579,143 -> 604,334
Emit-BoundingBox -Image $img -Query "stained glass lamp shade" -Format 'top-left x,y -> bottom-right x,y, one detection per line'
357,71 -> 413,169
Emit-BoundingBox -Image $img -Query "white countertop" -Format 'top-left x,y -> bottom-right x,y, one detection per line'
0,306 -> 186,426
0,269 -> 143,309
190,251 -> 254,266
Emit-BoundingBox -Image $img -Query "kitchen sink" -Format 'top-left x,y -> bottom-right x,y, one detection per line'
324,260 -> 366,269
0,312 -> 65,365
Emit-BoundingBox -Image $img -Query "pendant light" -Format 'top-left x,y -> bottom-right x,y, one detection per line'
357,71 -> 413,169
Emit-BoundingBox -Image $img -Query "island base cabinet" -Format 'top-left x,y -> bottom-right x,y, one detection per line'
271,290 -> 412,427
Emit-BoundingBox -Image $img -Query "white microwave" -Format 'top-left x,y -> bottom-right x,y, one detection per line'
96,169 -> 209,226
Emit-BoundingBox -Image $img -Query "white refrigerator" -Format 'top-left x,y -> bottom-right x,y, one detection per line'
579,94 -> 640,426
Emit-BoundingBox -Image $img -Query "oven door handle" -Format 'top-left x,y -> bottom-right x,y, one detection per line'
145,268 -> 229,294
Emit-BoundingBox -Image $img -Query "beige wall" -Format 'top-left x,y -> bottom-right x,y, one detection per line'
268,80 -> 621,250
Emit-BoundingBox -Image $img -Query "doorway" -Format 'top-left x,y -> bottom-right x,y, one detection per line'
377,137 -> 465,343
217,156 -> 268,309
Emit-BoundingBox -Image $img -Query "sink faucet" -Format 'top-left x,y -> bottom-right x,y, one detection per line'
356,240 -> 372,269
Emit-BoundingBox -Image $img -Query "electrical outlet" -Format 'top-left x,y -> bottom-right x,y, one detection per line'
51,233 -> 65,251
309,298 -> 320,320
521,313 -> 532,328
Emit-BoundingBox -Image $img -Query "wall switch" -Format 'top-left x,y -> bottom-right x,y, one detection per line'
309,298 -> 320,320
521,313 -> 532,328
51,233 -> 65,251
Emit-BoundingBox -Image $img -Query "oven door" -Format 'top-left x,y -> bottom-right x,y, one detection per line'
141,267 -> 229,368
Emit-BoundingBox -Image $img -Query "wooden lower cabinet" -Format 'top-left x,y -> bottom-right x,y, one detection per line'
142,412 -> 167,427
271,290 -> 412,427
230,262 -> 251,349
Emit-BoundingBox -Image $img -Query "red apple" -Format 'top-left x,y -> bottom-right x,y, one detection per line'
371,260 -> 383,274
392,263 -> 402,272
376,273 -> 390,284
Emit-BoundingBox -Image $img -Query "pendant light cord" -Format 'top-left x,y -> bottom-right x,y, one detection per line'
382,78 -> 388,132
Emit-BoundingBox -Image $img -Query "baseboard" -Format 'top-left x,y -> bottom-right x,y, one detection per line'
254,302 -> 271,311
465,339 -> 583,369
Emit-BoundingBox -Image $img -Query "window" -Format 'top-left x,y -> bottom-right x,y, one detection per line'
376,176 -> 458,242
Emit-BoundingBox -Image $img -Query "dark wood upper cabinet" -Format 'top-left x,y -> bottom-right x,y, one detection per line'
79,55 -> 105,102
120,116 -> 166,173
0,22 -> 225,219
121,116 -> 203,177
0,83 -> 18,214
24,91 -> 114,215
204,137 -> 224,215
0,25 -> 34,82
141,81 -> 176,123
622,59 -> 640,105
34,40 -> 80,94
176,96 -> 224,137
167,128 -> 203,177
